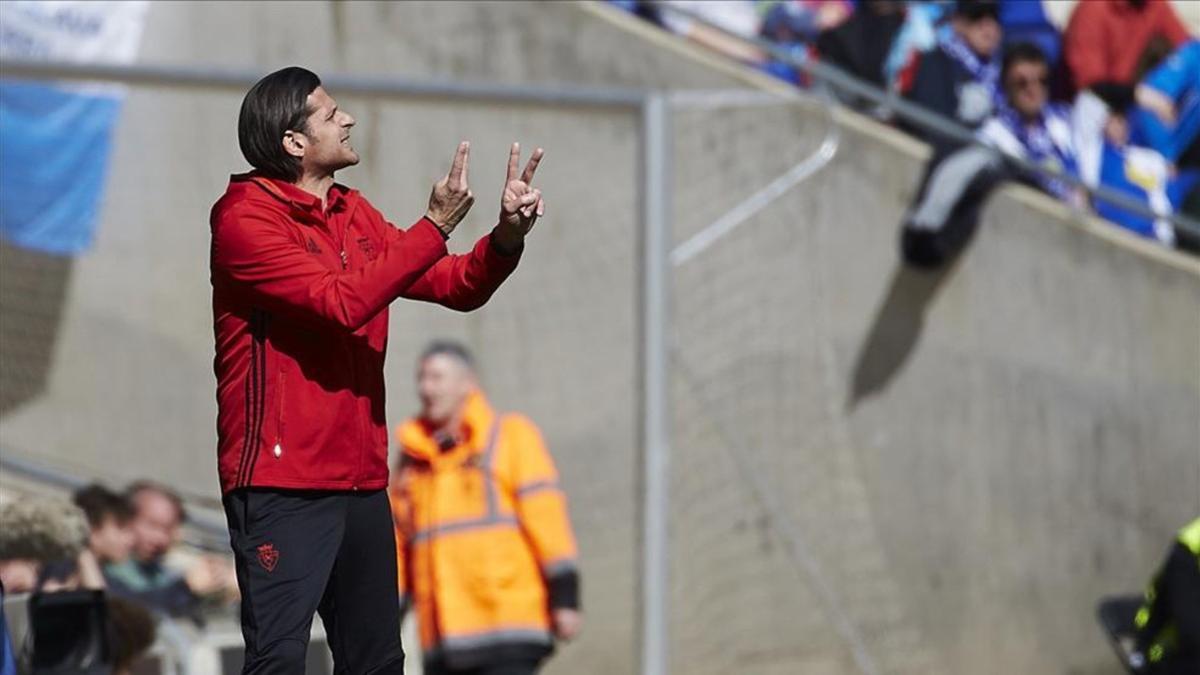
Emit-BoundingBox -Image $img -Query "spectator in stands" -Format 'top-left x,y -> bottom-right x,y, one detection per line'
816,0 -> 908,99
1063,0 -> 1190,94
884,1 -> 951,94
1133,40 -> 1200,168
902,0 -> 1003,152
104,481 -> 232,621
1075,83 -> 1183,247
0,498 -> 88,594
656,1 -> 768,66
107,596 -> 158,675
72,484 -> 134,565
901,43 -> 1079,266
978,42 -> 1081,202
390,341 -> 581,675
759,0 -> 852,82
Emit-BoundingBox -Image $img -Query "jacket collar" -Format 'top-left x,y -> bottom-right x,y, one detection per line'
229,171 -> 353,218
399,390 -> 497,462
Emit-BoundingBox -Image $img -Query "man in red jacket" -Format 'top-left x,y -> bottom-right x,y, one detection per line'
210,66 -> 544,674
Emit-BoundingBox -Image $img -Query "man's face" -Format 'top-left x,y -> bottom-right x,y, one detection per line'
417,354 -> 474,427
290,86 -> 358,177
954,15 -> 1001,58
1005,60 -> 1050,119
130,492 -> 180,563
90,514 -> 134,564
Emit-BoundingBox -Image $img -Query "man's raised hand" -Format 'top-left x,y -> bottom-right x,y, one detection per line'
494,143 -> 545,253
425,141 -> 475,237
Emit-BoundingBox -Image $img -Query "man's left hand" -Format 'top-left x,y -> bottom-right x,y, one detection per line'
494,142 -> 545,253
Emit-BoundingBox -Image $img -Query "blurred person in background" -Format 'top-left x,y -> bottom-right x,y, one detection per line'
1063,0 -> 1189,95
104,481 -> 231,622
1131,516 -> 1200,674
211,66 -> 542,674
655,1 -> 767,65
902,0 -> 1003,152
1073,82 -> 1189,248
0,498 -> 89,595
901,42 -> 1078,266
390,341 -> 581,675
1133,40 -> 1200,170
758,0 -> 852,83
0,496 -> 108,671
106,596 -> 158,675
816,0 -> 908,98
883,1 -> 951,94
72,484 -> 134,565
976,42 -> 1080,202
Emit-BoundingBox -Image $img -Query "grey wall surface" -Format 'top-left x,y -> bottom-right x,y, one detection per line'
667,100 -> 1200,674
1,2 -> 1197,674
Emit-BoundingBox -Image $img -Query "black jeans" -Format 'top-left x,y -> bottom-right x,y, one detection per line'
223,488 -> 404,675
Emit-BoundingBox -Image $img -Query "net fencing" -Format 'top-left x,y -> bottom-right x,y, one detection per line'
662,89 -> 940,675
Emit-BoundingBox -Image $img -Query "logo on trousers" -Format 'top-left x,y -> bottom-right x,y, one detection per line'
257,543 -> 279,572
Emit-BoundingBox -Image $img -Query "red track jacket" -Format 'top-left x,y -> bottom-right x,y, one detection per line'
210,173 -> 520,494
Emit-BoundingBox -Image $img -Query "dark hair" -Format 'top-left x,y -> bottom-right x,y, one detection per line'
420,340 -> 475,370
1001,42 -> 1049,83
238,66 -> 322,181
72,484 -> 133,528
107,597 -> 157,669
955,0 -> 1000,22
125,481 -> 188,525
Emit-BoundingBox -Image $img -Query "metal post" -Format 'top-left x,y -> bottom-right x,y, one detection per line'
639,93 -> 671,675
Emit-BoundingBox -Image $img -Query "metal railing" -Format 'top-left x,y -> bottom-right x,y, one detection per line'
0,453 -> 230,551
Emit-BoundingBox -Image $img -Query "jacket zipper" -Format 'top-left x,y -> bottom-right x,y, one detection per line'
337,216 -> 365,488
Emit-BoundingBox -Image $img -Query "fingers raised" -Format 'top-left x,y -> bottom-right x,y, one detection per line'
449,141 -> 469,188
506,142 -> 520,183
520,147 -> 544,184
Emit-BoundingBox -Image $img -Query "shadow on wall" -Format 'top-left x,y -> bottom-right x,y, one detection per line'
848,153 -> 1003,409
0,240 -> 74,416
847,262 -> 956,409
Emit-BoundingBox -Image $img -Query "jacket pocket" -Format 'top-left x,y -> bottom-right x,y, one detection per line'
273,360 -> 286,459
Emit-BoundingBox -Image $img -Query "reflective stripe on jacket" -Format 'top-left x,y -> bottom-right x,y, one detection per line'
1135,516 -> 1200,665
389,391 -> 579,664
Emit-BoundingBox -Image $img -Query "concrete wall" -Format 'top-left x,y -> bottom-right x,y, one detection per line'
667,98 -> 1200,674
1,2 -> 1197,674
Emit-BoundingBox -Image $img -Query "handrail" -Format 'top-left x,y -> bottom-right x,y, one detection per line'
650,2 -> 1200,244
0,58 -> 647,109
0,453 -> 229,551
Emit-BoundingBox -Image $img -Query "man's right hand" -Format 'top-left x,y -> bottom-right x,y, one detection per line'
425,141 -> 475,237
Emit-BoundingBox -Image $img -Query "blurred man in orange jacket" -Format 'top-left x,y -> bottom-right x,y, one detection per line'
390,341 -> 581,675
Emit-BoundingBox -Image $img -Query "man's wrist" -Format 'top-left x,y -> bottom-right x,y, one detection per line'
546,569 -> 580,610
490,225 -> 525,256
423,214 -> 452,240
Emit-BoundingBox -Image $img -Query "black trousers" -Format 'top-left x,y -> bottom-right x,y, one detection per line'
223,488 -> 404,674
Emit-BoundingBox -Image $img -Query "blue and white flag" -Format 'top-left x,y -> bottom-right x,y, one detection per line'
0,1 -> 149,255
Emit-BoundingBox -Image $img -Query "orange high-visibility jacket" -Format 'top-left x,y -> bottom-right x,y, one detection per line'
389,391 -> 579,666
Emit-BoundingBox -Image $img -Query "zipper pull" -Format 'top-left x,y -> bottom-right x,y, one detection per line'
340,250 -> 348,269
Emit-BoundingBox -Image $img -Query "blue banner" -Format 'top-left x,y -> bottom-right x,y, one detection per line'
0,1 -> 148,256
